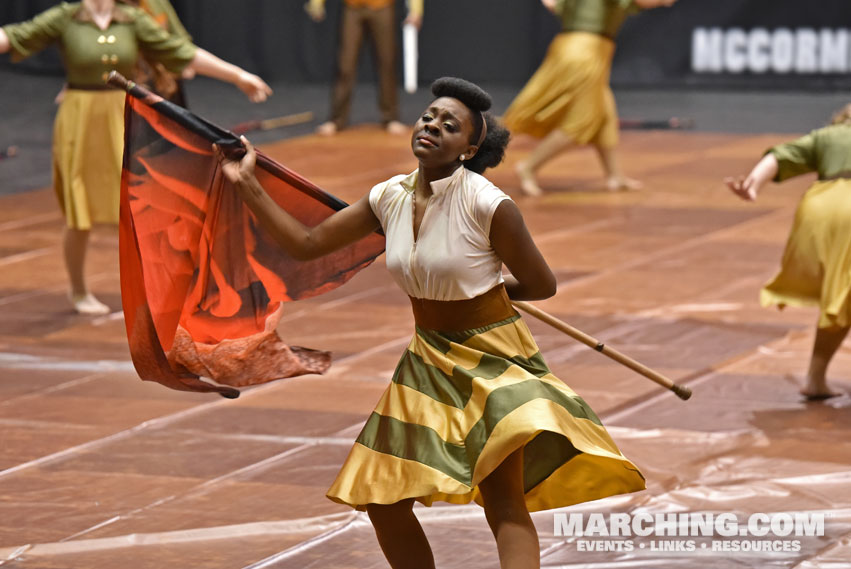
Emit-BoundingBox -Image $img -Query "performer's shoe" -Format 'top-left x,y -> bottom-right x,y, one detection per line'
70,292 -> 110,315
316,121 -> 338,136
385,121 -> 408,135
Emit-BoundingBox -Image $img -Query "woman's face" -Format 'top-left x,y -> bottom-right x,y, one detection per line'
411,97 -> 476,168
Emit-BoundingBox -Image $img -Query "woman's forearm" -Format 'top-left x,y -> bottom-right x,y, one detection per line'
235,176 -> 318,260
217,139 -> 375,259
502,274 -> 557,301
0,29 -> 11,54
187,47 -> 243,84
188,48 -> 271,102
749,153 -> 780,188
502,276 -> 531,301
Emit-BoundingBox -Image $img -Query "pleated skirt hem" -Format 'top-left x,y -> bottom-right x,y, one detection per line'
760,179 -> 851,329
326,313 -> 645,512
503,32 -> 617,147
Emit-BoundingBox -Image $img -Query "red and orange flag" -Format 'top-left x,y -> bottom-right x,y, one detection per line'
118,79 -> 385,398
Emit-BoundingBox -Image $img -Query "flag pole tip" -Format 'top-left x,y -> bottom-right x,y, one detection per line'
106,71 -> 132,91
672,384 -> 692,401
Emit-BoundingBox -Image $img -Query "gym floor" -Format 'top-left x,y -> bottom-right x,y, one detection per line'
0,69 -> 849,567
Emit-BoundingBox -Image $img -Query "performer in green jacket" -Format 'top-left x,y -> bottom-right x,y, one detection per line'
726,104 -> 851,400
0,0 -> 272,314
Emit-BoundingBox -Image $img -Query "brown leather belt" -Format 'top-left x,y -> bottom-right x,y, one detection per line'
67,84 -> 121,91
822,171 -> 851,181
409,284 -> 517,332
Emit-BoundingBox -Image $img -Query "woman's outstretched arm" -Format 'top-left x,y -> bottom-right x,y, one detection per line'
215,137 -> 381,261
490,200 -> 557,300
188,48 -> 271,103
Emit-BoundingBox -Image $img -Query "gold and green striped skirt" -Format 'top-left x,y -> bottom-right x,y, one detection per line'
327,285 -> 645,511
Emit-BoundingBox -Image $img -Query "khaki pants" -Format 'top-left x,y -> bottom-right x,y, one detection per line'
330,3 -> 398,128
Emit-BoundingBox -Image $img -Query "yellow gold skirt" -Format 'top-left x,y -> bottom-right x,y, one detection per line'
503,32 -> 618,148
52,89 -> 126,229
761,179 -> 851,329
327,287 -> 645,511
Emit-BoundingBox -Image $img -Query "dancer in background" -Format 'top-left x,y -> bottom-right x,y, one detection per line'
54,0 -> 192,105
504,0 -> 677,196
725,104 -> 851,400
0,0 -> 272,314
305,0 -> 423,135
216,77 -> 644,569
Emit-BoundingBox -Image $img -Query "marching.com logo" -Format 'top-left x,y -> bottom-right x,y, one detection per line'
553,512 -> 825,554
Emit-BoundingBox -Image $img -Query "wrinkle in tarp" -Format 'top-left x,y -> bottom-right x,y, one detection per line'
119,87 -> 385,398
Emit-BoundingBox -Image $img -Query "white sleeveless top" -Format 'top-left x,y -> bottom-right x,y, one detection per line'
369,166 -> 511,301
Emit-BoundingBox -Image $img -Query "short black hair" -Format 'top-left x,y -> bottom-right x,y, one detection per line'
431,77 -> 492,113
430,77 -> 510,174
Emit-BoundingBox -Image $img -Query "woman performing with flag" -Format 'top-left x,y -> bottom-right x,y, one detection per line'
216,77 -> 644,568
726,104 -> 851,401
504,0 -> 676,196
0,0 -> 271,315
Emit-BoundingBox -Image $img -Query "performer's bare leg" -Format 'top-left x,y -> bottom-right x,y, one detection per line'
515,129 -> 576,197
594,144 -> 643,192
479,448 -> 540,569
802,324 -> 849,399
367,498 -> 435,568
64,227 -> 109,315
64,226 -> 90,297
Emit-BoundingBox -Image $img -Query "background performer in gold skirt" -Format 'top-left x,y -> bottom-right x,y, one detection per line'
504,0 -> 676,196
726,104 -> 851,401
217,77 -> 644,569
0,0 -> 272,315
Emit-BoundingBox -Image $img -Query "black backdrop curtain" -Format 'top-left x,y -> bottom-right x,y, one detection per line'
0,0 -> 559,84
3,0 -> 851,89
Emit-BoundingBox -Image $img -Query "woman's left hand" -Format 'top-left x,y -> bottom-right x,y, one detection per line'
404,12 -> 423,29
214,136 -> 257,189
237,72 -> 273,103
724,175 -> 759,201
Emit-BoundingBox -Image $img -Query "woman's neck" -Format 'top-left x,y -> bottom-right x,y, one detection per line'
417,162 -> 462,194
84,0 -> 115,15
83,0 -> 115,31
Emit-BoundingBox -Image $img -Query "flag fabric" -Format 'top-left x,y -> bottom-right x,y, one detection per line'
119,84 -> 385,398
